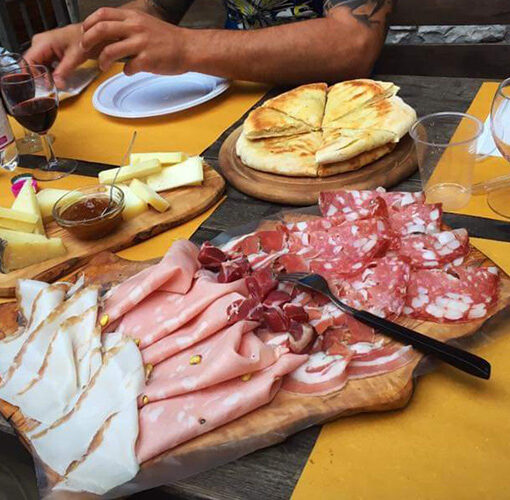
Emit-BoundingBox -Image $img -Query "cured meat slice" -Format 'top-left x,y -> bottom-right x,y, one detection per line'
403,266 -> 499,322
288,322 -> 315,353
15,279 -> 49,323
283,215 -> 345,234
319,189 -> 384,219
347,343 -> 415,379
0,284 -> 67,377
397,229 -> 469,269
141,321 -> 279,403
103,240 -> 199,323
28,337 -> 143,476
218,256 -> 250,283
197,242 -> 227,270
53,405 -> 139,495
388,201 -> 442,236
142,292 -> 245,366
227,296 -> 264,323
305,303 -> 345,334
246,267 -> 278,300
136,353 -> 306,463
282,351 -> 351,395
339,255 -> 410,318
118,272 -> 248,348
277,253 -> 310,273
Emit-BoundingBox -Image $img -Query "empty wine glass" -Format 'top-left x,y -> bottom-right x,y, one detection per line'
0,64 -> 75,181
488,77 -> 510,217
0,52 -> 42,154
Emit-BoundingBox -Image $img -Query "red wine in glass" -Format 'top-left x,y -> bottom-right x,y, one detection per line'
11,97 -> 57,134
0,72 -> 36,116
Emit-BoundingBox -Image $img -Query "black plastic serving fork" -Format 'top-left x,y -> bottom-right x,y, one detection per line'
277,272 -> 491,380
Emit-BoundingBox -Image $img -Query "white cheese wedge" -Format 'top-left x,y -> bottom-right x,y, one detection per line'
36,189 -> 80,222
146,156 -> 204,193
130,151 -> 187,166
98,159 -> 162,185
11,182 -> 45,235
108,184 -> 148,221
129,178 -> 170,213
0,229 -> 66,273
0,206 -> 38,233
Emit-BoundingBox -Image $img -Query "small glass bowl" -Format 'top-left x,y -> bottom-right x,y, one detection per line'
53,185 -> 125,240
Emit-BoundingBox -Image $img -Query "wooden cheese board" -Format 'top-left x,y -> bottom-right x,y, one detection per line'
0,164 -> 225,298
0,219 -> 509,494
219,126 -> 418,206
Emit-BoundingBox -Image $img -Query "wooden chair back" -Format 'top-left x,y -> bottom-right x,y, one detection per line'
376,0 -> 510,78
0,0 -> 77,53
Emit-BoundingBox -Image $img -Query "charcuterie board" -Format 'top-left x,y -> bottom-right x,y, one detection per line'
1,218 -> 509,492
219,126 -> 417,206
0,164 -> 225,298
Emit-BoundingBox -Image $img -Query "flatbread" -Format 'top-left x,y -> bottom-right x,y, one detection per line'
244,106 -> 312,139
263,83 -> 327,129
322,80 -> 399,128
324,95 -> 417,140
236,131 -> 321,177
316,128 -> 396,165
317,143 -> 397,177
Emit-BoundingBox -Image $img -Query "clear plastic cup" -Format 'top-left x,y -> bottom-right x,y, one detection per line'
410,112 -> 483,211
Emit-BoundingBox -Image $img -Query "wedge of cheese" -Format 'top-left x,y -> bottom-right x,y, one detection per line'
146,156 -> 204,193
0,229 -> 66,273
108,184 -> 148,221
37,189 -> 81,222
130,152 -> 187,166
98,159 -> 162,185
0,207 -> 39,233
129,179 -> 170,213
12,182 -> 45,235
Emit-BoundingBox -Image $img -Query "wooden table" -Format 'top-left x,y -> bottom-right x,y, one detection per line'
0,74 -> 506,500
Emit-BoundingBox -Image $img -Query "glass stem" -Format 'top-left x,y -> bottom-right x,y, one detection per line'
41,133 -> 57,170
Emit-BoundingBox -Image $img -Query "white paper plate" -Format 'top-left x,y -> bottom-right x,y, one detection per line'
92,72 -> 230,118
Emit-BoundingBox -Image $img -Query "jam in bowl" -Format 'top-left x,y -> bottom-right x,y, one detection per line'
53,185 -> 125,240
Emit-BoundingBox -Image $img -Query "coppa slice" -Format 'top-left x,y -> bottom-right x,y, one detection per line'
339,255 -> 410,318
263,82 -> 327,129
141,320 -> 279,403
244,106 -> 312,139
136,353 -> 306,463
397,229 -> 469,269
404,266 -> 499,322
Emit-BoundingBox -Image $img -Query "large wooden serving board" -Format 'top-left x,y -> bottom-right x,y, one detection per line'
0,164 -> 225,298
219,126 -> 417,206
0,232 -> 509,495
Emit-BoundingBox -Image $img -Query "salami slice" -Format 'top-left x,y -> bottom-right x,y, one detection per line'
339,255 -> 411,318
397,229 -> 469,269
388,201 -> 442,236
282,351 -> 351,395
403,266 -> 499,322
319,189 -> 388,221
284,215 -> 346,234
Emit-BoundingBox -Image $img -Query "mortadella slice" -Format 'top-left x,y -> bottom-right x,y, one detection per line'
119,271 -> 248,348
141,320 -> 280,403
136,353 -> 307,463
103,240 -> 199,323
142,292 -> 247,366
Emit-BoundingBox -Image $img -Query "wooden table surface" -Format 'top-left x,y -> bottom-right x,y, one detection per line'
1,74 -> 506,500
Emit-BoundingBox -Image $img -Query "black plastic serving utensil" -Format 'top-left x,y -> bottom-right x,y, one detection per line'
277,272 -> 491,380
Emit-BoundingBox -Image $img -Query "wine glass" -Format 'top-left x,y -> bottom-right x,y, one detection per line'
0,52 -> 42,154
488,77 -> 510,217
0,64 -> 75,181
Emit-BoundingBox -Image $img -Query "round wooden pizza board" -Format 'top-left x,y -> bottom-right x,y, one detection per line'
219,126 -> 418,206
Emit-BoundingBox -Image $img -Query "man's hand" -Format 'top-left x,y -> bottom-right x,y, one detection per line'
24,24 -> 87,88
81,8 -> 189,75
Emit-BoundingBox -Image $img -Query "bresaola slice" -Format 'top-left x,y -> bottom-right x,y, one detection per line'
404,266 -> 499,322
397,229 -> 468,269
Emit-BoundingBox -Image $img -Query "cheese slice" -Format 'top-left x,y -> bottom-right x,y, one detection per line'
12,181 -> 45,235
146,156 -> 204,193
109,185 -> 148,221
129,179 -> 170,213
0,207 -> 38,233
0,228 -> 66,273
130,152 -> 187,166
37,189 -> 80,222
98,159 -> 162,185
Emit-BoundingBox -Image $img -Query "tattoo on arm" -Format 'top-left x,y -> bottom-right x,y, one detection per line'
326,0 -> 393,28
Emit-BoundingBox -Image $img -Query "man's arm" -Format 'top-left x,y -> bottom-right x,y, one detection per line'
82,0 -> 392,84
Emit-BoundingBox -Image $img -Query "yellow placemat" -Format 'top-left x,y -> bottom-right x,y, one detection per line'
9,63 -> 268,165
293,82 -> 510,500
